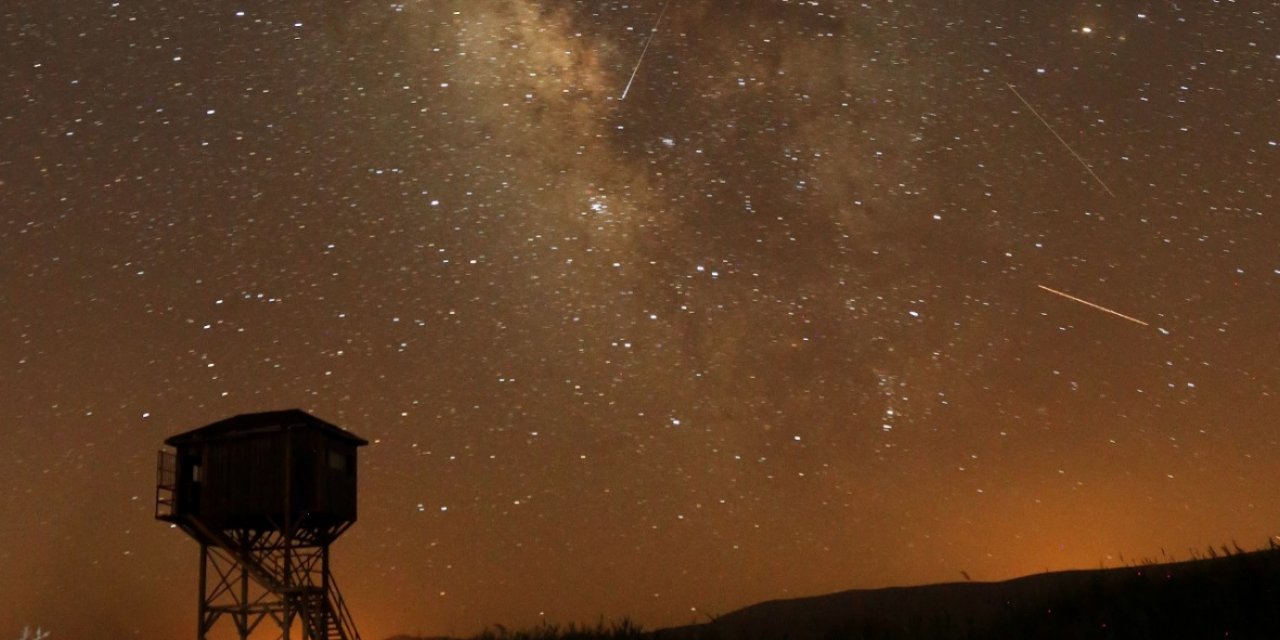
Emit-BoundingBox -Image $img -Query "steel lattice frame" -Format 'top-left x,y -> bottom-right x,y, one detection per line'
192,520 -> 359,640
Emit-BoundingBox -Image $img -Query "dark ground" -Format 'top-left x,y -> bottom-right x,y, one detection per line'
395,543 -> 1280,640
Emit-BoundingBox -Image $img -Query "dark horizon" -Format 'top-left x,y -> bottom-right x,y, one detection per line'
385,543 -> 1280,640
3,0 -> 1277,638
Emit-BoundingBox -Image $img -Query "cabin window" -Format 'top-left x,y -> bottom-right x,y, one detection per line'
191,464 -> 202,483
327,449 -> 348,472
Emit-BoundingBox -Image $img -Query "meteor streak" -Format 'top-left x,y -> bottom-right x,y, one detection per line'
1038,284 -> 1149,327
1007,83 -> 1116,197
620,0 -> 673,101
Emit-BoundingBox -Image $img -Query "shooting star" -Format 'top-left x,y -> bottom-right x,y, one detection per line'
1038,284 -> 1149,327
620,0 -> 673,101
1007,83 -> 1116,197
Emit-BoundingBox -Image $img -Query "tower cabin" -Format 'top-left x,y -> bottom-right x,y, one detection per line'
157,409 -> 368,536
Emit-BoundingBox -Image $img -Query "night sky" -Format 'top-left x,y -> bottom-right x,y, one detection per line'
2,1 -> 1278,638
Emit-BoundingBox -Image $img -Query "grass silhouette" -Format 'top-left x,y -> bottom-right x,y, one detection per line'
470,618 -> 647,640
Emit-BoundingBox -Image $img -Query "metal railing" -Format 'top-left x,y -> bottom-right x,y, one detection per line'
327,572 -> 362,640
155,450 -> 176,519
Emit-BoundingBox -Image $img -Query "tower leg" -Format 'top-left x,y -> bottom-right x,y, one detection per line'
197,544 -> 208,640
239,565 -> 250,640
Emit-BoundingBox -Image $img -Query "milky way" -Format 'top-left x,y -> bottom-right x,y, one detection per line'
1,1 -> 1277,637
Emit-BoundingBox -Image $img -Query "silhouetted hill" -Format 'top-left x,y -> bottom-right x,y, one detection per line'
390,545 -> 1280,640
656,545 -> 1280,640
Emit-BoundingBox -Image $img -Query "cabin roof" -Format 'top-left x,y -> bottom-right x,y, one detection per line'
164,409 -> 369,447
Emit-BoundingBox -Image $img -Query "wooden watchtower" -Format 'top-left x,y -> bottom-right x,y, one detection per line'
156,409 -> 368,640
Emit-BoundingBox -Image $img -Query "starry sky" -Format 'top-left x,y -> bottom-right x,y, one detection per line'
2,1 -> 1278,638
